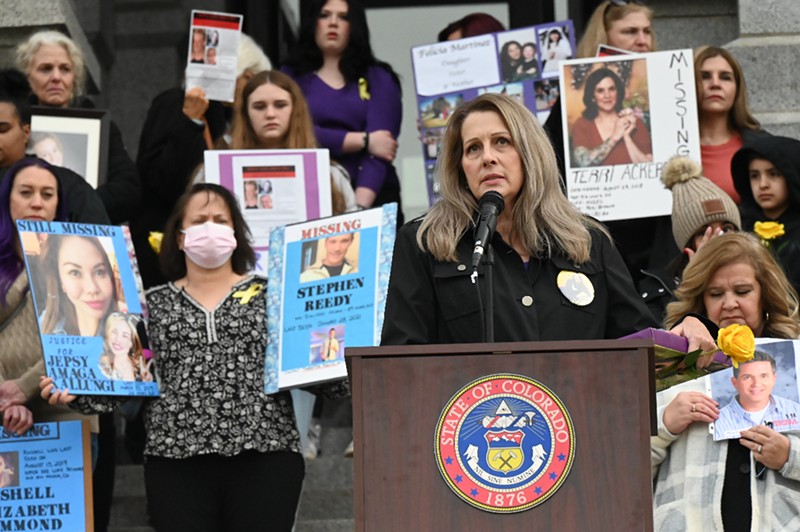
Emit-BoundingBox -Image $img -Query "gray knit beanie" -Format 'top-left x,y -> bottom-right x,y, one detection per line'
661,156 -> 742,250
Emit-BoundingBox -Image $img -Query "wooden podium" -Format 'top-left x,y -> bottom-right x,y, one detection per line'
346,339 -> 656,531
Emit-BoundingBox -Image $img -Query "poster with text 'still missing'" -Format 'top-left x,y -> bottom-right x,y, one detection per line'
0,421 -> 93,531
264,204 -> 397,393
559,49 -> 700,221
17,221 -> 159,397
185,10 -> 243,102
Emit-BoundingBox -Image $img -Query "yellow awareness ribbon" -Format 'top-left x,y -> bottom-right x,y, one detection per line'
233,283 -> 264,305
358,77 -> 371,100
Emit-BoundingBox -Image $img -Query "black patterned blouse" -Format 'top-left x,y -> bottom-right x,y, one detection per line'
75,275 -> 347,459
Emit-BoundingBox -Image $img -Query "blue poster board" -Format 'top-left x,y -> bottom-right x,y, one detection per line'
265,204 -> 397,392
17,221 -> 159,396
0,421 -> 92,530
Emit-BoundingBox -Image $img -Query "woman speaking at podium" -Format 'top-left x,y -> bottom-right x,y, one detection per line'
381,94 -> 714,349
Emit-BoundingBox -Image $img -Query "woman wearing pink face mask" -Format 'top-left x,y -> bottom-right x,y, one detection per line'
42,182 -> 347,530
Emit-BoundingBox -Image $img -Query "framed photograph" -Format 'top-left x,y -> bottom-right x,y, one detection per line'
30,106 -> 110,189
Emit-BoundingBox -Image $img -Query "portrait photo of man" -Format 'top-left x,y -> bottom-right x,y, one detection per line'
300,232 -> 358,283
320,328 -> 340,361
714,351 -> 800,440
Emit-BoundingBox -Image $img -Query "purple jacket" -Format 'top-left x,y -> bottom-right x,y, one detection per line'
284,65 -> 402,196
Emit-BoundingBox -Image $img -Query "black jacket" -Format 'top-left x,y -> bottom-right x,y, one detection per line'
732,134 -> 800,293
130,88 -> 227,288
381,219 -> 657,345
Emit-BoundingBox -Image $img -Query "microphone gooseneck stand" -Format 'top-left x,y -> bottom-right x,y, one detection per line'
482,243 -> 495,343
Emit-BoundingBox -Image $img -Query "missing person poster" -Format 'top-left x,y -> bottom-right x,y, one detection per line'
264,204 -> 397,392
411,21 -> 575,204
710,340 -> 800,441
185,10 -> 243,102
558,49 -> 700,221
16,221 -> 158,396
204,149 -> 333,273
0,421 -> 93,531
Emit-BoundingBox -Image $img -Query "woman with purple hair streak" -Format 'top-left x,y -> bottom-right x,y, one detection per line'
0,158 -> 95,436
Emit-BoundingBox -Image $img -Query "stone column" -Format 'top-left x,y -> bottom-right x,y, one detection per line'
728,0 -> 800,138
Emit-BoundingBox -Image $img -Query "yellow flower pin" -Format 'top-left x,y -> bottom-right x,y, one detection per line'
716,323 -> 755,368
754,221 -> 785,246
358,77 -> 371,100
148,232 -> 163,254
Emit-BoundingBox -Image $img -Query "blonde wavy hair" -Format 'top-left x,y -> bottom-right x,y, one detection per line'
16,30 -> 86,99
575,1 -> 656,58
418,93 -> 605,263
665,232 -> 800,339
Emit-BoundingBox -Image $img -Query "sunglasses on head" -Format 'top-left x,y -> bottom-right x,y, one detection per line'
608,0 -> 646,6
604,0 -> 647,19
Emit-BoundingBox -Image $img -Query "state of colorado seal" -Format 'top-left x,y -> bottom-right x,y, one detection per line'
434,374 -> 575,513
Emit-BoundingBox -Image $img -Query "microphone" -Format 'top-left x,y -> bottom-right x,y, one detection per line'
471,190 -> 505,272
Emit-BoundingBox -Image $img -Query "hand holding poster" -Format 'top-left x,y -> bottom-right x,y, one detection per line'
17,221 -> 158,396
558,49 -> 700,221
185,10 -> 243,102
0,421 -> 92,530
265,204 -> 397,392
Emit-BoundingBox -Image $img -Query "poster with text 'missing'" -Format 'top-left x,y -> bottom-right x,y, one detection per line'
17,221 -> 159,396
264,204 -> 397,393
559,49 -> 700,221
0,421 -> 92,531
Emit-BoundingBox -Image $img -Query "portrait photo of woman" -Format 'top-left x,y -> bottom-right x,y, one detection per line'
30,234 -> 125,336
30,132 -> 65,166
569,62 -> 652,168
499,40 -> 522,83
99,312 -> 152,382
189,28 -> 206,64
540,27 -> 573,74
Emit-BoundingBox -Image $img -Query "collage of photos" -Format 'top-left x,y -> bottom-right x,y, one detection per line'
20,231 -> 155,387
243,178 -> 274,210
414,21 -> 575,205
563,58 -> 653,168
189,27 -> 221,65
299,231 -> 361,283
711,341 -> 800,441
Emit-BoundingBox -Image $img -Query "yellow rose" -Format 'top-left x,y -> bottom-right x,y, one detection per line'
148,231 -> 163,254
754,221 -> 785,241
716,323 -> 755,368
